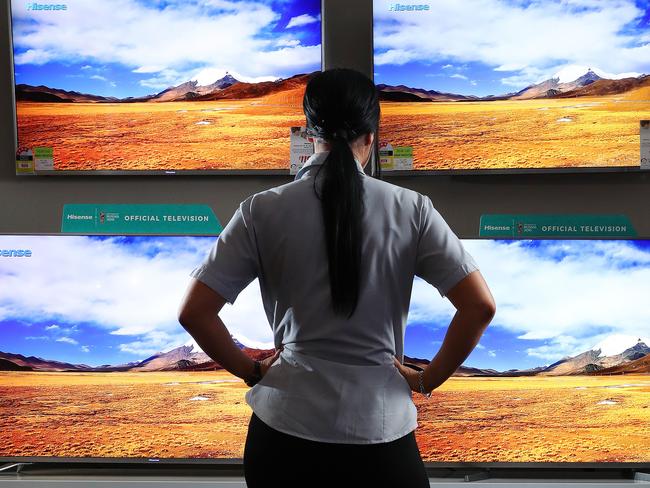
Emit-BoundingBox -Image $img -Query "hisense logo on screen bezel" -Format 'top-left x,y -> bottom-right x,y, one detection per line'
26,3 -> 68,11
389,3 -> 430,11
0,249 -> 32,257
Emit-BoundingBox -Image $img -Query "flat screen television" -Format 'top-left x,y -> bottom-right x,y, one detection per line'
373,0 -> 650,173
10,0 -> 322,174
1,235 -> 650,466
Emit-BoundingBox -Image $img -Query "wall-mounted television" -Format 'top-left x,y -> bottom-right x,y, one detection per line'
373,0 -> 650,173
1,235 -> 649,465
10,0 -> 322,174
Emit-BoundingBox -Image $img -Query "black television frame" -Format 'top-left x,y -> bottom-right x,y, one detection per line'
1,233 -> 650,472
370,0 -> 646,176
8,1 -> 324,176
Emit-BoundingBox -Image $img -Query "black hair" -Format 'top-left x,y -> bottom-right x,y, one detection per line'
303,68 -> 380,318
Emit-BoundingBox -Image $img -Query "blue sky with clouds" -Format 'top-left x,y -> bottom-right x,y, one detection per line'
1,237 -> 650,370
374,0 -> 650,97
11,0 -> 321,98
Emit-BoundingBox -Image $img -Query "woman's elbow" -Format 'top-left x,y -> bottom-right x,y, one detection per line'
477,297 -> 496,325
461,297 -> 496,328
177,305 -> 195,331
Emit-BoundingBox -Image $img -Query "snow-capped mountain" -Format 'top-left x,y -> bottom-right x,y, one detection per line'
512,65 -> 648,100
551,65 -> 641,84
151,73 -> 241,102
513,68 -> 602,99
542,337 -> 650,376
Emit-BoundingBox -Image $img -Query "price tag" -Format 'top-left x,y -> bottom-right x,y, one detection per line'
290,127 -> 314,175
393,146 -> 413,170
34,147 -> 54,171
16,149 -> 35,175
379,142 -> 394,171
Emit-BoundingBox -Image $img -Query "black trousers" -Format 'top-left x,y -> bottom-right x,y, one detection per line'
244,413 -> 430,487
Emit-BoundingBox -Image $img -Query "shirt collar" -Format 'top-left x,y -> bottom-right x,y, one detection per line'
295,151 -> 365,181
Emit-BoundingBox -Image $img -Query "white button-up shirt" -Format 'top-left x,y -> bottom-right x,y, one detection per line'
191,151 -> 478,444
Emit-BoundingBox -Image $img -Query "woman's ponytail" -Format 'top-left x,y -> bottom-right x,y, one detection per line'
303,69 -> 380,318
321,131 -> 363,317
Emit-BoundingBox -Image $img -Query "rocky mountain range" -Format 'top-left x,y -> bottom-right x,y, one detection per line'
0,337 -> 275,373
15,72 -> 313,104
377,84 -> 477,102
377,68 -> 649,102
542,339 -> 650,376
2,336 -> 648,376
403,338 -> 650,377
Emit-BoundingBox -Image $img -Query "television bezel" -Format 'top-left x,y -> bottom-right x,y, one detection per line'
8,0 -> 324,176
0,233 -> 649,469
370,0 -> 646,176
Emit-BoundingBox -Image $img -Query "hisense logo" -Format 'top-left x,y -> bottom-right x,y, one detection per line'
0,249 -> 32,257
26,3 -> 68,11
390,3 -> 430,11
66,214 -> 93,220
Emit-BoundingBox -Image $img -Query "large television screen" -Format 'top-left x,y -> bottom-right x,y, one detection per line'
373,0 -> 650,172
1,235 -> 650,464
10,0 -> 321,173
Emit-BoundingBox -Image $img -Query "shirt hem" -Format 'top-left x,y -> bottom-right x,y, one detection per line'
250,407 -> 418,445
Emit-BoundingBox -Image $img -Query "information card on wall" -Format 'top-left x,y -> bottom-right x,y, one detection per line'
61,204 -> 223,235
290,127 -> 314,175
480,214 -> 637,238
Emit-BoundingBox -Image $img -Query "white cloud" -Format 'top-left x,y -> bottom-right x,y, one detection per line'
132,65 -> 165,74
56,337 -> 79,345
488,350 -> 497,358
0,236 -> 273,355
275,39 -> 302,48
12,0 -> 321,83
91,75 -> 108,81
25,336 -> 49,341
407,240 -> 650,363
442,64 -> 453,69
430,240 -> 650,359
450,74 -> 468,80
374,0 -> 650,88
81,345 -> 90,353
286,13 -> 319,29
475,343 -> 485,350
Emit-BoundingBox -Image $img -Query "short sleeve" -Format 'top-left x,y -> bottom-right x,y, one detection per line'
415,196 -> 478,296
190,201 -> 258,304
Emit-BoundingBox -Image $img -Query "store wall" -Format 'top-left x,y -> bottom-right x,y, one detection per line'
1,0 -> 648,237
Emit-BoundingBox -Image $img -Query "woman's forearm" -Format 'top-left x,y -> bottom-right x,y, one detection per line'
422,305 -> 492,392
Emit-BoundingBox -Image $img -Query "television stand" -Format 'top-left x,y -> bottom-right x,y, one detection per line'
0,463 -> 32,474
634,471 -> 650,482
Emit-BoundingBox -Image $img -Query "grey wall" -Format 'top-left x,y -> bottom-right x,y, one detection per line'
1,0 -> 648,237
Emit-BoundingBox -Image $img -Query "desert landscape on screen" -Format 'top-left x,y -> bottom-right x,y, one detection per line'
15,77 -> 309,171
16,77 -> 650,171
1,368 -> 649,462
379,83 -> 650,170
